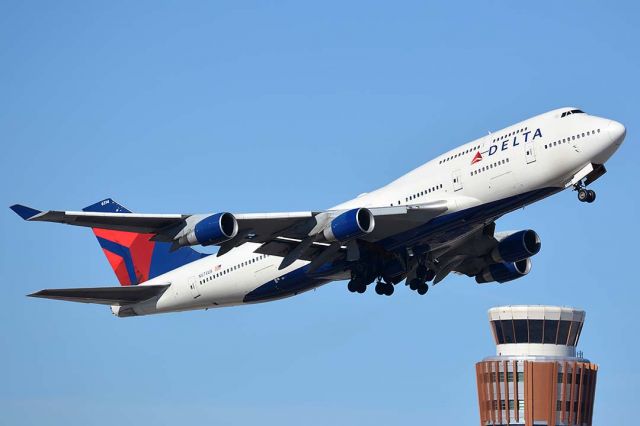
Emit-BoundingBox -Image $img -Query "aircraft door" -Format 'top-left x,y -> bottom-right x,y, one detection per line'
452,169 -> 463,191
188,276 -> 201,299
525,142 -> 536,164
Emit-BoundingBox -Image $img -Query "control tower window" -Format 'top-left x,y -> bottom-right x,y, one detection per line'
514,319 -> 528,343
557,320 -> 571,345
529,319 -> 543,343
544,319 -> 559,344
501,320 -> 515,344
492,320 -> 504,344
567,321 -> 580,346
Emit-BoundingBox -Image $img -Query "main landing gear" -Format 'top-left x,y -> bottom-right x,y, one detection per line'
575,182 -> 596,203
374,280 -> 394,296
407,264 -> 434,296
347,279 -> 367,294
347,261 -> 435,297
347,277 -> 394,295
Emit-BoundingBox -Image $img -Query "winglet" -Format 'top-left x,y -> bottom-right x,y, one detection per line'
10,204 -> 42,220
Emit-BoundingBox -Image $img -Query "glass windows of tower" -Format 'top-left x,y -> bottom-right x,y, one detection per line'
501,320 -> 515,344
491,319 -> 583,346
528,319 -> 543,343
493,320 -> 504,343
544,319 -> 559,344
557,320 -> 571,345
514,319 -> 528,343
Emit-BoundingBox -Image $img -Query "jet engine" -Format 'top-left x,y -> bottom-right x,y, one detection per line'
323,208 -> 375,242
475,258 -> 532,284
491,230 -> 541,263
177,212 -> 238,247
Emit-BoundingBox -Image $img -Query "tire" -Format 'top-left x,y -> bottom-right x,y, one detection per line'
578,188 -> 588,202
347,280 -> 357,293
356,283 -> 366,294
385,284 -> 394,296
409,278 -> 421,290
375,282 -> 385,295
417,284 -> 429,295
587,190 -> 596,203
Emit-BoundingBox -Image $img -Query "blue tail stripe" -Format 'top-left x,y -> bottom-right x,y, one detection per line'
96,237 -> 139,285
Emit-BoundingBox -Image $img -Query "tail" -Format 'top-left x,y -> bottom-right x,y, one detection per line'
83,198 -> 207,286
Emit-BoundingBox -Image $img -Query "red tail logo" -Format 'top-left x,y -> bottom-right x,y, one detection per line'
471,151 -> 483,164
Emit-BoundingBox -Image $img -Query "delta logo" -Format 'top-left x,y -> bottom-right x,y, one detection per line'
471,151 -> 483,164
470,128 -> 542,165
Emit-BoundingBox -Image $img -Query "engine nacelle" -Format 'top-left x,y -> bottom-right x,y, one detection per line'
476,258 -> 532,284
323,208 -> 375,242
178,212 -> 238,247
491,230 -> 541,263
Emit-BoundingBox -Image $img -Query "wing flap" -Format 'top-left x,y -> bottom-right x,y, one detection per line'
362,201 -> 449,241
254,237 -> 334,261
28,284 -> 170,306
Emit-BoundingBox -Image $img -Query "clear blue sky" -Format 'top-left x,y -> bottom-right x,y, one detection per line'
1,1 -> 638,424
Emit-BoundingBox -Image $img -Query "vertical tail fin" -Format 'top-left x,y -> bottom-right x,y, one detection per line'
83,198 -> 207,286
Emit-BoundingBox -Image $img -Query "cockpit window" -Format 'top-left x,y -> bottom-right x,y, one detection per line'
561,109 -> 585,118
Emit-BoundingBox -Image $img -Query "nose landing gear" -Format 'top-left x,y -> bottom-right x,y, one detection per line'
575,183 -> 596,203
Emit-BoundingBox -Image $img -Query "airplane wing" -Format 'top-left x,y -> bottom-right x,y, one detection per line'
10,200 -> 449,257
424,223 -> 538,285
28,284 -> 170,305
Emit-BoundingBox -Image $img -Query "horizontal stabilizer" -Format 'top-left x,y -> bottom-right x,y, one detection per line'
9,203 -> 186,234
28,284 -> 170,306
10,204 -> 42,220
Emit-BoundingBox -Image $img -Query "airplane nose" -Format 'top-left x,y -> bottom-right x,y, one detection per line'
607,120 -> 626,145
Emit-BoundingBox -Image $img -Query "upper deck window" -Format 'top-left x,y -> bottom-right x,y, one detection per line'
561,109 -> 585,118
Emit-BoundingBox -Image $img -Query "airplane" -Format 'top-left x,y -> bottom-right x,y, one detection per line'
10,107 -> 626,317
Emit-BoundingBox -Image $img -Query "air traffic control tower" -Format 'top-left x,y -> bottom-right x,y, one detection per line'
475,306 -> 598,426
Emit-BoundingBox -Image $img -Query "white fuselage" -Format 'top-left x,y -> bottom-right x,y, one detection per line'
114,108 -> 625,317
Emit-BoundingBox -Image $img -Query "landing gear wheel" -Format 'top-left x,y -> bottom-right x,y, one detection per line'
409,278 -> 421,291
587,189 -> 596,203
348,280 -> 366,293
384,283 -> 394,296
417,283 -> 429,295
578,188 -> 589,202
375,281 -> 385,295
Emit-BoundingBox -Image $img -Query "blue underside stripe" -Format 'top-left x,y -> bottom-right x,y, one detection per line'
243,187 -> 561,303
